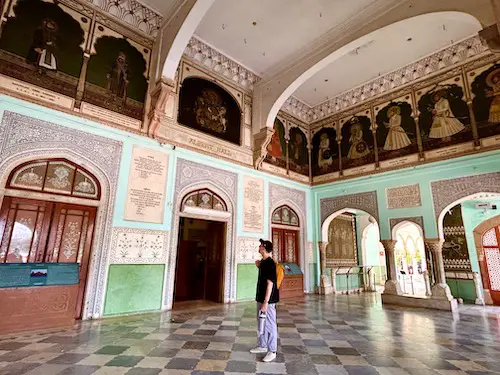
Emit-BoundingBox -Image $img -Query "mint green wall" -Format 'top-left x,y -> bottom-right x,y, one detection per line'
104,265 -> 165,316
461,199 -> 500,273
236,264 -> 258,301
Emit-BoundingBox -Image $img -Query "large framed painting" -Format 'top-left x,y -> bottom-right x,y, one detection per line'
340,112 -> 375,170
265,118 -> 287,169
375,98 -> 418,162
288,127 -> 309,175
312,126 -> 339,176
84,24 -> 150,120
326,213 -> 358,267
0,0 -> 90,97
471,64 -> 500,139
178,77 -> 242,145
417,79 -> 472,151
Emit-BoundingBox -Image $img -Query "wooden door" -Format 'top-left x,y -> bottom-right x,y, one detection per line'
0,197 -> 53,264
481,226 -> 500,305
272,227 -> 299,264
205,221 -> 225,303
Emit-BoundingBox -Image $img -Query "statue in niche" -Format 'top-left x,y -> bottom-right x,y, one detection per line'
486,69 -> 500,123
106,52 -> 129,103
27,18 -> 59,72
428,90 -> 465,140
318,133 -> 333,170
347,117 -> 370,159
383,105 -> 411,151
194,89 -> 227,133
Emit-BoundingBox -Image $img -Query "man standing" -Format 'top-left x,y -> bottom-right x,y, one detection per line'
250,239 -> 279,362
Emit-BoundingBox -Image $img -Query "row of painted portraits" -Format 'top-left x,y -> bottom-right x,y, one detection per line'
0,0 -> 150,119
307,63 -> 500,176
265,119 -> 309,175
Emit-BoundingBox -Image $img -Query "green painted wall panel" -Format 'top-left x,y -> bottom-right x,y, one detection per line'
236,264 -> 258,301
104,265 -> 164,316
446,279 -> 476,303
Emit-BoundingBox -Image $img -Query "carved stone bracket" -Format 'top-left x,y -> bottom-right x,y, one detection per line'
253,127 -> 274,169
479,24 -> 500,54
147,78 -> 175,138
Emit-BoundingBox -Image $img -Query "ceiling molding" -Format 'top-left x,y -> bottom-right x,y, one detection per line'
183,37 -> 261,90
90,0 -> 163,37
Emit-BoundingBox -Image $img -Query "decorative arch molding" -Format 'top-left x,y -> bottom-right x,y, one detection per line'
320,191 -> 379,226
268,183 -> 308,290
389,217 -> 424,238
0,111 -> 122,319
431,173 -> 500,221
165,158 -> 237,309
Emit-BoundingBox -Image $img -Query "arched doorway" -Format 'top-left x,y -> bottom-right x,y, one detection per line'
479,225 -> 500,305
392,222 -> 427,297
362,221 -> 386,291
172,188 -> 229,306
0,158 -> 101,319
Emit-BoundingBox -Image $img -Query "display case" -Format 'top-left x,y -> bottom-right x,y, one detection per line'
0,263 -> 80,335
280,263 -> 304,299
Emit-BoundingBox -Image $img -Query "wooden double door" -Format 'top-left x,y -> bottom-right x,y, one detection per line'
0,197 -> 96,318
481,225 -> 500,306
272,228 -> 299,264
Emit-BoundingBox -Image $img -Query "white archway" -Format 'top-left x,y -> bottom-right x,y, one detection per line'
165,182 -> 236,310
437,193 -> 500,240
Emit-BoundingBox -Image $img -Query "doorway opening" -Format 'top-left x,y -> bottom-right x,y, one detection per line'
173,217 -> 226,306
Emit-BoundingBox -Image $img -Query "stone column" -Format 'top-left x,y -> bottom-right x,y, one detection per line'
473,272 -> 485,305
423,270 -> 432,296
147,78 -> 175,138
285,138 -> 290,175
307,142 -> 313,184
318,241 -> 333,294
75,52 -> 91,109
371,124 -> 379,168
337,138 -> 343,176
380,240 -> 402,295
424,239 -> 453,301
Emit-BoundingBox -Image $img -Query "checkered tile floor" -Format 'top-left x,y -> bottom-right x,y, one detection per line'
1,294 -> 500,375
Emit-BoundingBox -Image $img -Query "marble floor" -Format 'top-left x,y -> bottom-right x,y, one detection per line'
1,294 -> 500,375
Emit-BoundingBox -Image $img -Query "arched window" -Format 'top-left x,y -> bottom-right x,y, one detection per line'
271,205 -> 299,226
181,189 -> 227,212
7,159 -> 100,200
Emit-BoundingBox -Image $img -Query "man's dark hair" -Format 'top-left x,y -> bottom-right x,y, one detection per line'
259,239 -> 273,253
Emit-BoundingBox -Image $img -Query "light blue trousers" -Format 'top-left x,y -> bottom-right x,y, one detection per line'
257,302 -> 278,352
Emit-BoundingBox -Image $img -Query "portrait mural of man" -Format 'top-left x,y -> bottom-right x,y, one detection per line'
472,64 -> 500,139
312,127 -> 339,176
0,0 -> 86,96
265,118 -> 287,169
326,214 -> 357,267
85,34 -> 148,120
418,84 -> 471,150
340,115 -> 374,170
178,77 -> 241,145
288,127 -> 309,175
375,101 -> 418,161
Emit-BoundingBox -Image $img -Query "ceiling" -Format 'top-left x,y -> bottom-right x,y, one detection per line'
195,0 -> 379,75
287,12 -> 482,106
137,0 -> 178,16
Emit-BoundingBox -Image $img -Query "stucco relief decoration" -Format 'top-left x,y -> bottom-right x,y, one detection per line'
389,217 -> 424,234
269,183 -> 306,213
237,237 -> 260,264
431,173 -> 500,219
386,184 -> 422,209
0,111 -> 122,318
320,191 -> 379,225
110,227 -> 169,264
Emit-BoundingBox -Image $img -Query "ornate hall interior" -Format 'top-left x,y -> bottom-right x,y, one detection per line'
0,0 -> 500,374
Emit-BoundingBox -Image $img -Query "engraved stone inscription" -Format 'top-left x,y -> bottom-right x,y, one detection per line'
124,146 -> 169,224
386,184 -> 422,209
243,176 -> 264,233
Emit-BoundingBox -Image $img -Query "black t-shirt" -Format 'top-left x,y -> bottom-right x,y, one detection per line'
256,257 -> 279,303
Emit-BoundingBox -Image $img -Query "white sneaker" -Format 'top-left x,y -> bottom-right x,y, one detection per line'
250,347 -> 267,354
263,351 -> 277,362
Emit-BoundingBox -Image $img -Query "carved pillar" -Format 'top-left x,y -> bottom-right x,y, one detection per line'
307,144 -> 313,183
473,272 -> 485,305
467,101 -> 480,148
371,124 -> 379,168
285,139 -> 290,175
380,240 -> 402,295
424,239 -> 453,301
337,138 -> 343,176
147,78 -> 175,138
423,270 -> 432,296
75,52 -> 90,109
318,241 -> 333,295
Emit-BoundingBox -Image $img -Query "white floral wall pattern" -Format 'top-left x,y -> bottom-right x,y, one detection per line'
110,227 -> 169,264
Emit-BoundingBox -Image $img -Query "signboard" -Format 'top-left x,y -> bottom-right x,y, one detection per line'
0,263 -> 79,288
